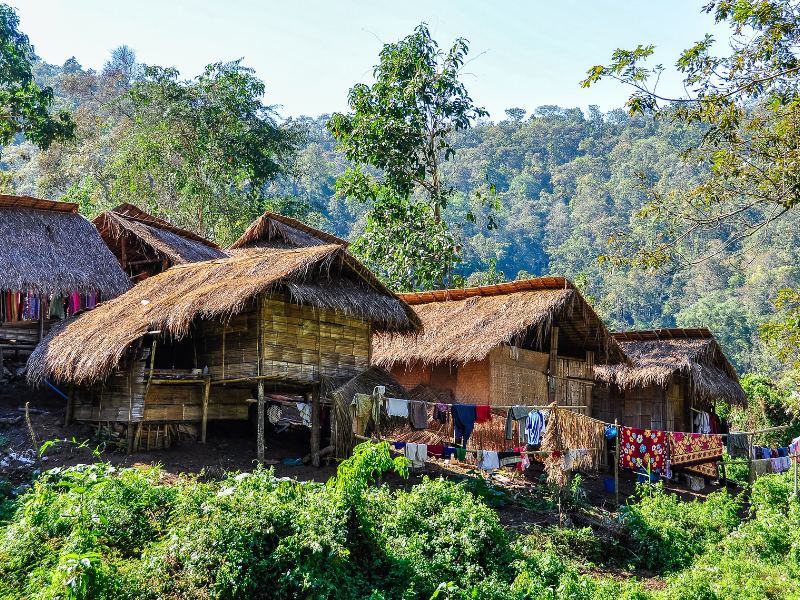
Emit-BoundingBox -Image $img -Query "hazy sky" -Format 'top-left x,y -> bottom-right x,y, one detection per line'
12,1 -> 728,120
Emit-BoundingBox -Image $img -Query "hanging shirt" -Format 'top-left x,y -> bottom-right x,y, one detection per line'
409,401 -> 429,430
694,411 -> 712,434
386,397 -> 409,418
478,450 -> 500,471
505,405 -> 532,440
452,404 -> 478,446
475,405 -> 491,423
404,442 -> 427,468
525,410 -> 546,446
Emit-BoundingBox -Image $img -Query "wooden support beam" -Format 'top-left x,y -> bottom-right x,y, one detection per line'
311,384 -> 321,467
257,380 -> 265,464
201,377 -> 211,443
548,326 -> 560,403
63,385 -> 74,428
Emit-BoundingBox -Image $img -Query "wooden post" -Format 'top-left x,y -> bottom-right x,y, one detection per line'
257,380 -> 265,464
38,301 -> 44,342
548,326 -> 560,403
201,377 -> 210,443
311,383 -> 321,467
614,418 -> 620,506
747,432 -> 754,485
63,385 -> 74,428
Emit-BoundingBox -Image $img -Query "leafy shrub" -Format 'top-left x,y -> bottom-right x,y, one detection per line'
619,483 -> 741,572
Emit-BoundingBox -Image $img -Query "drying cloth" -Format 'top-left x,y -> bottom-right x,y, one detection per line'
684,461 -> 719,478
386,397 -> 409,418
619,427 -> 668,473
498,451 -> 522,467
762,447 -> 773,460
433,403 -> 450,423
513,446 -> 531,471
475,405 -> 492,423
525,410 -> 546,446
296,402 -> 312,427
778,447 -> 789,458
771,457 -> 786,474
404,442 -> 427,468
505,405 -> 532,440
427,444 -> 444,457
727,432 -> 750,458
442,446 -> 457,460
392,441 -> 406,450
694,411 -> 712,434
455,447 -> 467,462
452,404 -> 477,446
563,449 -> 589,471
479,450 -> 500,471
751,459 -> 771,479
790,436 -> 800,462
668,432 -> 724,470
351,393 -> 373,435
409,401 -> 429,430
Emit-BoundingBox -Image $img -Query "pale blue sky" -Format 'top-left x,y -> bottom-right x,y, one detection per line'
13,1 -> 728,120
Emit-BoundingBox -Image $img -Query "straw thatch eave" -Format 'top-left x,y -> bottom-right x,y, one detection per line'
0,198 -> 130,297
372,279 -> 623,368
594,335 -> 746,406
27,245 -> 419,386
229,211 -> 348,250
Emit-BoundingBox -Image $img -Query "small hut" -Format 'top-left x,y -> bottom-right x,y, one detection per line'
372,277 -> 623,413
228,211 -> 348,250
592,328 -> 746,431
28,244 -> 419,459
0,195 -> 129,367
93,203 -> 226,282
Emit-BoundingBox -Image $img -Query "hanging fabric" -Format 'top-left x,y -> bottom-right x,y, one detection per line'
667,432 -> 724,473
618,427 -> 668,473
505,405 -> 532,440
409,400 -> 429,430
525,410 -> 546,446
452,404 -> 477,446
475,405 -> 491,423
386,397 -> 409,418
433,403 -> 450,423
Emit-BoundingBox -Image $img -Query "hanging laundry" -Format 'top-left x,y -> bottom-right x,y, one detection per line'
667,432 -> 724,473
761,447 -> 773,460
478,450 -> 500,471
404,442 -> 427,468
694,411 -> 712,434
351,393 -> 373,435
455,447 -> 468,462
409,400 -> 429,430
49,294 -> 65,319
433,403 -> 450,423
452,404 -> 477,446
498,451 -> 522,468
618,427 -> 668,473
770,457 -> 786,474
442,446 -> 457,460
386,397 -> 409,418
751,459 -> 771,479
525,410 -> 546,446
392,441 -> 407,451
426,444 -> 444,458
604,425 -> 618,439
475,405 -> 492,423
726,432 -> 750,458
778,447 -> 789,458
296,402 -> 312,427
513,446 -> 530,471
505,405 -> 532,440
86,292 -> 97,309
790,436 -> 800,462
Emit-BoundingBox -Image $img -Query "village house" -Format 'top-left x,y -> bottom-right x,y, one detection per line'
371,277 -> 624,414
592,328 -> 746,432
0,195 -> 129,373
27,242 -> 419,461
93,203 -> 226,282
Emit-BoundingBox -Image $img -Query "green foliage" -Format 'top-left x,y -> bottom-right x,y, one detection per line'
619,483 -> 742,572
726,373 -> 800,446
762,287 -> 800,379
0,4 -> 74,149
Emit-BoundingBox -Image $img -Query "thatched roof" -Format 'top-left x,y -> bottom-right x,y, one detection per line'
594,328 -> 746,406
229,211 -> 348,250
0,195 -> 130,297
372,277 -> 623,367
93,203 -> 225,267
28,245 -> 419,386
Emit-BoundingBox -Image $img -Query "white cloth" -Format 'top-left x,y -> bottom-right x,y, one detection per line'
694,411 -> 712,434
296,402 -> 311,427
386,397 -> 409,418
478,450 -> 500,471
404,442 -> 427,468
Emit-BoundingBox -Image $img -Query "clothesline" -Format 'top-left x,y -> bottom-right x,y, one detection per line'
378,393 -> 586,412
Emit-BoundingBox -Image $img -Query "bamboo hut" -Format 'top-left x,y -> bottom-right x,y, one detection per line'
28,244 -> 419,458
592,328 -> 746,431
372,277 -> 623,414
228,211 -> 348,250
0,195 -> 129,369
93,203 -> 226,282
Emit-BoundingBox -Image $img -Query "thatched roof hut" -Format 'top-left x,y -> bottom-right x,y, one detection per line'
372,277 -> 623,410
229,211 -> 348,250
29,244 -> 419,386
373,277 -> 622,367
594,328 -> 746,407
0,195 -> 130,298
93,203 -> 225,279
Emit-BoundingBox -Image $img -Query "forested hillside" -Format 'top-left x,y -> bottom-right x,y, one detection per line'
5,54 -> 798,376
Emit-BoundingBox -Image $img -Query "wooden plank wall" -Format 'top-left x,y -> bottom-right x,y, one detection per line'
552,356 -> 593,415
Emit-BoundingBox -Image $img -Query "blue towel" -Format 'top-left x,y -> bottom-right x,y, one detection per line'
443,446 -> 457,459
392,441 -> 407,450
778,447 -> 789,458
452,404 -> 477,446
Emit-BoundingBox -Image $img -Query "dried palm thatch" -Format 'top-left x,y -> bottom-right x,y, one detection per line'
373,277 -> 623,367
28,245 -> 420,387
540,405 -> 606,486
594,329 -> 746,406
229,211 -> 348,250
327,366 -> 407,457
93,204 -> 225,266
0,195 -> 130,297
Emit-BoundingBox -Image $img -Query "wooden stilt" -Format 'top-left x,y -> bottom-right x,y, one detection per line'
201,377 -> 210,443
63,385 -> 74,428
311,383 -> 321,467
257,381 -> 265,464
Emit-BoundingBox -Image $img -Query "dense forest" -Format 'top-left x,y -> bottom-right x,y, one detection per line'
2,53 -> 797,379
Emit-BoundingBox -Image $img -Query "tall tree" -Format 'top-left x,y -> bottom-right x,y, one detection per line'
0,4 -> 73,149
328,23 -> 488,290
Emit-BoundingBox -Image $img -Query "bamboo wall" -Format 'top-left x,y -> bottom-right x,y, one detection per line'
488,346 -> 549,406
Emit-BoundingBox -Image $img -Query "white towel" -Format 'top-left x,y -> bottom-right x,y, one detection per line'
479,450 -> 500,471
387,397 -> 409,418
404,442 -> 427,468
